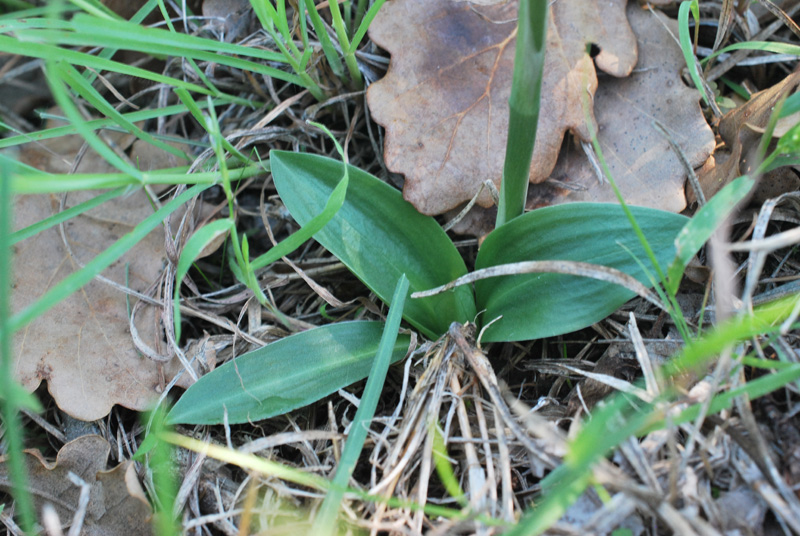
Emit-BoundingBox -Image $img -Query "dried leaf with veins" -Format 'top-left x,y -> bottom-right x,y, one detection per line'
445,4 -> 714,236
696,70 -> 800,202
367,0 -> 638,216
12,128 -> 206,420
528,5 -> 714,210
0,435 -> 152,536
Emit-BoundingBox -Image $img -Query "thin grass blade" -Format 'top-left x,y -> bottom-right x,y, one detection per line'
0,161 -> 38,534
173,219 -> 234,342
313,274 -> 409,534
666,174 -> 754,294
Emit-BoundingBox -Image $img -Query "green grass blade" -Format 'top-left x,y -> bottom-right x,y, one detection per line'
68,0 -> 117,19
510,293 -> 800,535
303,0 -> 344,80
46,61 -> 143,179
0,160 -> 38,535
678,1 -> 710,106
271,151 -> 476,339
145,407 -> 181,536
10,163 -> 263,193
58,62 -> 189,161
82,0 -> 159,85
350,0 -> 385,51
167,321 -> 411,425
703,40 -> 800,65
666,174 -> 754,294
7,13 -> 289,64
18,20 -> 300,88
667,294 -> 800,375
9,184 -> 209,333
250,155 -> 348,271
0,103 -> 210,150
495,0 -> 548,227
649,363 -> 800,433
313,274 -> 409,534
173,219 -> 234,342
173,89 -> 251,164
0,35 -> 237,100
11,187 -> 126,244
327,0 -> 361,86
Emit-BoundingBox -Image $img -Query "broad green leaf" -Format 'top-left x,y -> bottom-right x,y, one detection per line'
667,175 -> 754,294
270,151 -> 476,339
167,321 -> 411,425
780,91 -> 800,118
475,203 -> 687,342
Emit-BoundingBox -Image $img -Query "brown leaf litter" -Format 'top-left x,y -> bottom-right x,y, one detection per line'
12,126 -> 209,421
367,0 -> 712,229
0,435 -> 152,536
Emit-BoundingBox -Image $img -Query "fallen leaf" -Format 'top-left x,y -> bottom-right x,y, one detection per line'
527,4 -> 715,210
0,435 -> 153,536
695,70 -> 800,201
368,0 -> 639,216
449,4 -> 715,236
201,0 -> 254,41
12,130 -> 200,420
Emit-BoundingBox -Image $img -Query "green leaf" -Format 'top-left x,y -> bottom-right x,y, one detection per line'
780,91 -> 800,118
678,1 -> 710,106
173,219 -> 234,342
475,204 -> 687,342
167,321 -> 411,425
270,151 -> 476,338
313,275 -> 409,534
667,175 -> 754,294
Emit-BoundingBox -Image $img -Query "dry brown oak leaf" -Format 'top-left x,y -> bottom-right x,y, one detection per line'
695,70 -> 800,203
367,0 -> 708,218
12,130 -> 205,421
528,3 -> 715,209
0,435 -> 153,536
451,4 -> 715,235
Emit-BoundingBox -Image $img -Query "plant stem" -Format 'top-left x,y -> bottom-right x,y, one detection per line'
495,0 -> 548,228
328,0 -> 363,87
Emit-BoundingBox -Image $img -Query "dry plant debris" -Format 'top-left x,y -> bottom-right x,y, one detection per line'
367,0 -> 711,223
0,435 -> 152,536
12,132 -> 200,420
699,70 -> 800,201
